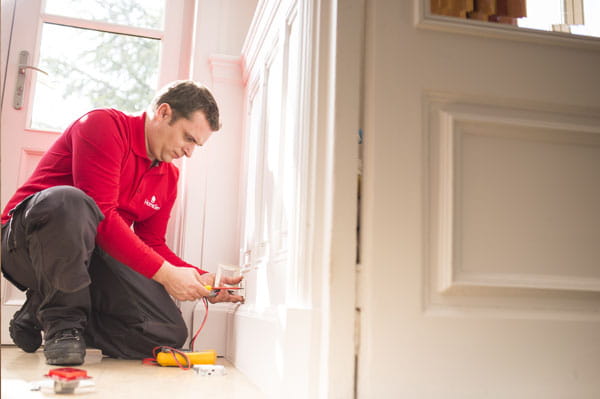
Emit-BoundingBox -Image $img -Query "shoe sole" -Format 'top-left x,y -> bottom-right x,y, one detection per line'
44,349 -> 85,366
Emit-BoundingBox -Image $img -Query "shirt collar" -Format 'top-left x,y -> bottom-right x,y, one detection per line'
131,112 -> 165,174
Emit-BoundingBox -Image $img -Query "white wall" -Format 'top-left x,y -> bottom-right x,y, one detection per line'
176,0 -> 257,351
227,0 -> 320,394
183,2 -> 360,398
224,0 -> 361,397
183,0 -> 257,272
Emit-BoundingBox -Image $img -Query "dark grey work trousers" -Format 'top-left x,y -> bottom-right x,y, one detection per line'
1,186 -> 187,359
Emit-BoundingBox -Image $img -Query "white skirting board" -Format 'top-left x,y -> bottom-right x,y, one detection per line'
228,306 -> 313,398
192,302 -> 315,398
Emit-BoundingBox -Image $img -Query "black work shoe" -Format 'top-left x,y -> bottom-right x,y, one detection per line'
9,291 -> 42,353
44,328 -> 86,366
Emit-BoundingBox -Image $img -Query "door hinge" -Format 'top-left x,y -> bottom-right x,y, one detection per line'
354,306 -> 361,356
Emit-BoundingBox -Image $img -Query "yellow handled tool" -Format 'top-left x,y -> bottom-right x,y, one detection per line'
204,284 -> 242,297
156,350 -> 217,367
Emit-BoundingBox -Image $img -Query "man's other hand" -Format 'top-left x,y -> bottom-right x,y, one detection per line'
199,274 -> 245,304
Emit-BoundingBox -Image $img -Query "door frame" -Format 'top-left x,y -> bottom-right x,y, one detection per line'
308,0 -> 363,397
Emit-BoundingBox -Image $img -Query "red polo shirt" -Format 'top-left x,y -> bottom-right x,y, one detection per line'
1,109 -> 205,278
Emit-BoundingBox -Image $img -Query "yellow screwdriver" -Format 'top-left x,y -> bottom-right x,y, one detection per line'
204,284 -> 242,297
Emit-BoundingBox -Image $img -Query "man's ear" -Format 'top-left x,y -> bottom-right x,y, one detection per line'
155,103 -> 172,121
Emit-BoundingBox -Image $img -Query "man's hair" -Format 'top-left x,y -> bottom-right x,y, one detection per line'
151,80 -> 220,131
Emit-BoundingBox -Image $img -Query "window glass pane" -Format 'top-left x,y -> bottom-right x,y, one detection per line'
44,0 -> 164,30
430,0 -> 600,39
516,0 -> 562,30
518,0 -> 600,37
31,23 -> 159,131
570,1 -> 600,37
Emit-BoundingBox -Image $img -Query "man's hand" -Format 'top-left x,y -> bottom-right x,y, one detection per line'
152,262 -> 245,303
152,262 -> 211,301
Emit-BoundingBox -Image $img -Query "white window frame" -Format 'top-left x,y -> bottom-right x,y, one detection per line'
23,0 -> 193,135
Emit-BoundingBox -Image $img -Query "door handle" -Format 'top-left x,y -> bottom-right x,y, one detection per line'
19,65 -> 48,75
13,50 -> 48,110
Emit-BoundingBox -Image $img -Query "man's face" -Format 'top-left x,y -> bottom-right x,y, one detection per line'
148,104 -> 214,163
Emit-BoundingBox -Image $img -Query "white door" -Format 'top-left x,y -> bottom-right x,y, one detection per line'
1,0 -> 192,344
359,0 -> 600,397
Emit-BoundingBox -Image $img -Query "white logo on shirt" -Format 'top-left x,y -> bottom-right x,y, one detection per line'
144,195 -> 160,210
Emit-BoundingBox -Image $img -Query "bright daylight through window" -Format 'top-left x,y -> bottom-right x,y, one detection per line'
30,0 -> 164,132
